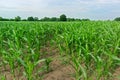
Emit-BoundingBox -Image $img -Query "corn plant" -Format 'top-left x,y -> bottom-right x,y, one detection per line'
0,21 -> 120,80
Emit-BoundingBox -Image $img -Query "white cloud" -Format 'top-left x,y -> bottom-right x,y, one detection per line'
0,0 -> 120,20
97,0 -> 120,4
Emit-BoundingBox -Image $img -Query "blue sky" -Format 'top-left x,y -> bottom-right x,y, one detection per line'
0,0 -> 120,20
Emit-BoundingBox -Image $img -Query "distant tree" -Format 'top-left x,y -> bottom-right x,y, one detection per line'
27,16 -> 34,21
114,17 -> 120,21
60,14 -> 67,21
67,18 -> 82,21
2,18 -> 9,21
82,18 -> 90,21
76,19 -> 81,21
40,17 -> 50,21
0,17 -> 3,21
9,18 -> 15,21
50,17 -> 58,21
67,18 -> 75,21
15,16 -> 21,21
22,19 -> 27,21
34,17 -> 39,21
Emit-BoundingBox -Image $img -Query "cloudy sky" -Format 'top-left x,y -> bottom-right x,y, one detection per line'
0,0 -> 120,20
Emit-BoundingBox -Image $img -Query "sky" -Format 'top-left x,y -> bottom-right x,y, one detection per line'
0,0 -> 120,20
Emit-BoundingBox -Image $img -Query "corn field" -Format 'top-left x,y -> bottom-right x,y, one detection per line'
0,21 -> 120,80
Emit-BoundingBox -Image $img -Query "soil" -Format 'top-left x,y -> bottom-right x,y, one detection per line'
0,43 -> 120,80
0,55 -> 75,80
0,43 -> 75,80
40,43 -> 75,80
113,67 -> 120,80
43,55 -> 75,80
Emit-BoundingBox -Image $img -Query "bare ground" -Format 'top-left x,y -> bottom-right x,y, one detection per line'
43,55 -> 75,80
0,43 -> 120,80
0,43 -> 75,80
113,67 -> 120,80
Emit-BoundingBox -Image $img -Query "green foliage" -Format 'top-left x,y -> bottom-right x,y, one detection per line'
34,17 -> 39,21
27,16 -> 34,21
15,16 -> 21,21
56,21 -> 120,80
114,17 -> 120,21
40,17 -> 50,21
0,17 -> 3,21
67,18 -> 75,21
22,19 -> 27,21
67,18 -> 82,21
9,19 -> 15,21
50,17 -> 58,21
1,18 -> 9,21
60,14 -> 67,21
0,15 -> 91,22
82,18 -> 90,21
0,21 -> 120,80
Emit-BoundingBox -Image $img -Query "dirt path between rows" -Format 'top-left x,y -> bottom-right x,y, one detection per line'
113,67 -> 120,80
43,56 -> 75,80
0,43 -> 120,80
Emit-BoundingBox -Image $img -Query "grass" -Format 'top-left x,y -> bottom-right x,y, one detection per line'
0,21 -> 120,80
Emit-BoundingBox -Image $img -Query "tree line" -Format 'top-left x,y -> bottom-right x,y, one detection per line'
0,14 -> 90,21
0,14 -> 120,21
114,17 -> 120,21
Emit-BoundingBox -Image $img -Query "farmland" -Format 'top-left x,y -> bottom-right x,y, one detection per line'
0,21 -> 120,80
